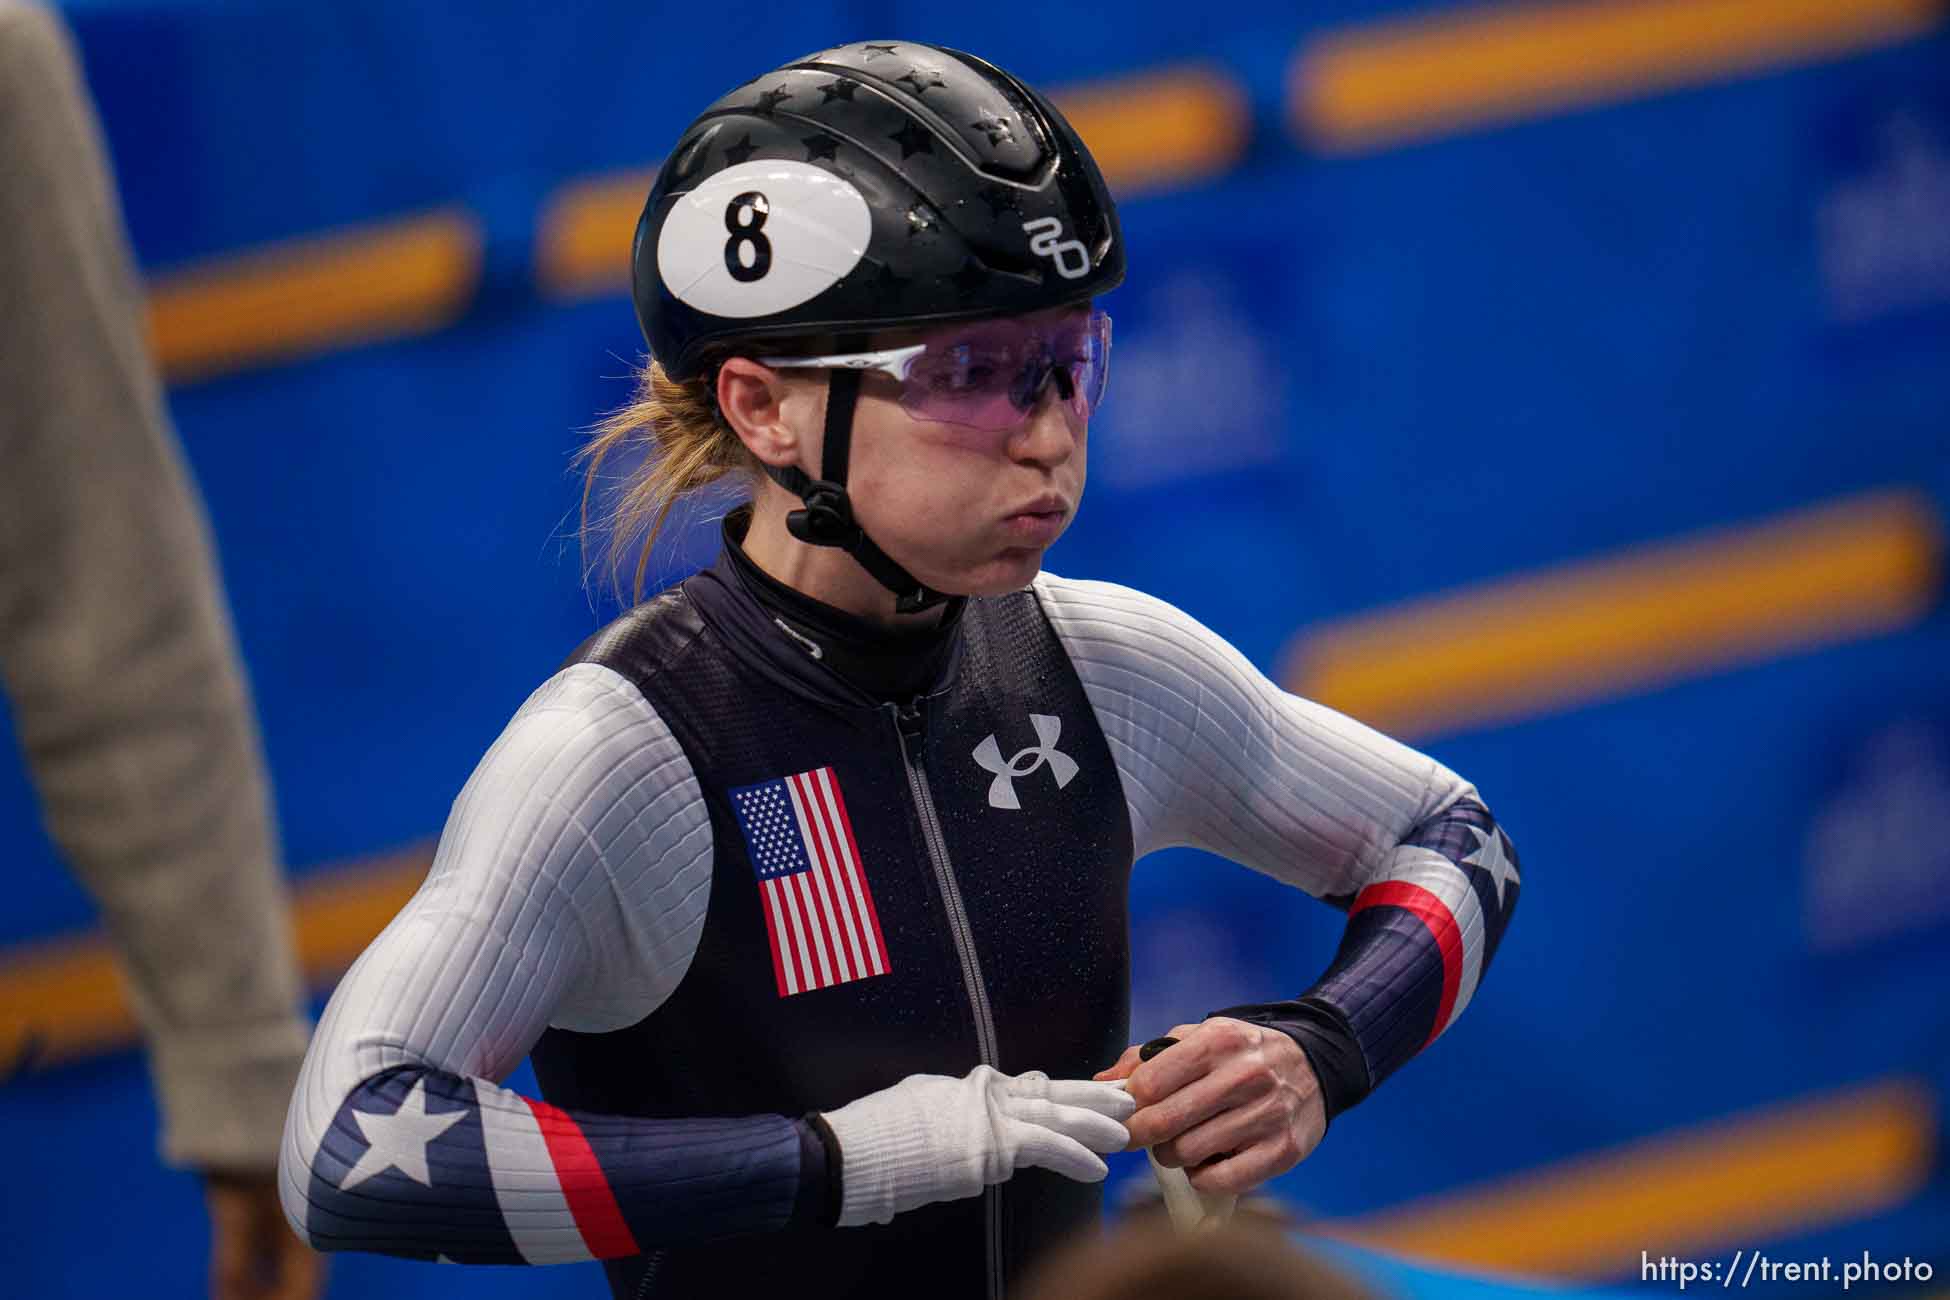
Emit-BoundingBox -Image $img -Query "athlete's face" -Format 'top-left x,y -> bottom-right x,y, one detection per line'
834,306 -> 1091,597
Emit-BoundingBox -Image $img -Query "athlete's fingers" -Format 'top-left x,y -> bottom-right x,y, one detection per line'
1152,1088 -> 1284,1171
1008,1121 -> 1113,1184
1124,1022 -> 1216,1106
1011,1097 -> 1133,1154
1039,1078 -> 1138,1121
1125,1055 -> 1268,1150
1183,1130 -> 1304,1197
1092,1043 -> 1143,1082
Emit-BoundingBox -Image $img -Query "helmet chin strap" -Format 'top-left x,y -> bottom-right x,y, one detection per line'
761,356 -> 952,616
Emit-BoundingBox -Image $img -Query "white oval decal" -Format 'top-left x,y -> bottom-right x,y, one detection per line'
657,159 -> 873,319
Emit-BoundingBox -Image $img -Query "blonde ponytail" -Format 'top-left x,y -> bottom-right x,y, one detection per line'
576,358 -> 757,602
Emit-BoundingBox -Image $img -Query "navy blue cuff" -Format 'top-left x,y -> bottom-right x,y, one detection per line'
795,1113 -> 842,1228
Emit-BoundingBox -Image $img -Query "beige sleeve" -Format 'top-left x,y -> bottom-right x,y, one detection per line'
0,1 -> 310,1172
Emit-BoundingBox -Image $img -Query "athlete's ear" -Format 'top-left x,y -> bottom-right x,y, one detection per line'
719,358 -> 816,473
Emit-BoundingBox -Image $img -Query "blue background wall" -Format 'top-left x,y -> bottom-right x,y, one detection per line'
2,1 -> 1947,1296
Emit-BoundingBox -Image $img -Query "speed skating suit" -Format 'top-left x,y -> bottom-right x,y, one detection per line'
282,520 -> 1522,1298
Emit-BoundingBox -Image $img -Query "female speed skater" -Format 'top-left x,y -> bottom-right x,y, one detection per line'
280,39 -> 1520,1300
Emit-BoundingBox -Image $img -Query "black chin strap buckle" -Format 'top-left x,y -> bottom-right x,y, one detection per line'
784,480 -> 858,548
892,586 -> 940,615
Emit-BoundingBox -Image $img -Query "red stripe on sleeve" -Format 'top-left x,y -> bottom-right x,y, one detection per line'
1350,880 -> 1464,1047
523,1097 -> 641,1260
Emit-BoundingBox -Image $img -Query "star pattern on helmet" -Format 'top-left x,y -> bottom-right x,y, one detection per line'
976,183 -> 1021,218
753,84 -> 793,114
970,109 -> 1014,146
802,132 -> 841,163
668,133 -> 713,183
819,78 -> 858,103
860,43 -> 900,59
889,122 -> 933,159
950,260 -> 989,294
722,133 -> 759,165
897,64 -> 948,96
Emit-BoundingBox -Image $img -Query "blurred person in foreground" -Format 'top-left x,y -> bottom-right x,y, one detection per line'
280,39 -> 1522,1299
0,4 -> 319,1297
1019,1222 -> 1378,1300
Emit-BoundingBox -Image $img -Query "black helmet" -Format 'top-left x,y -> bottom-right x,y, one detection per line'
630,41 -> 1124,613
633,40 -> 1124,379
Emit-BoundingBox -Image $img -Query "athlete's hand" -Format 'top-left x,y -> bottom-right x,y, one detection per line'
820,1065 -> 1135,1226
1095,1018 -> 1326,1196
205,1169 -> 324,1300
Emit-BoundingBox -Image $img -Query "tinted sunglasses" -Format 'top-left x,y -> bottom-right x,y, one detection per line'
759,309 -> 1111,433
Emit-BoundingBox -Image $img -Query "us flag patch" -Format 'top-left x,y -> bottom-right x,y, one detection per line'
730,767 -> 890,997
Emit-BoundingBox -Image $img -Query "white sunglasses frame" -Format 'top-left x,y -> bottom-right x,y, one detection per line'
756,310 -> 1111,388
756,343 -> 929,382
752,311 -> 1111,431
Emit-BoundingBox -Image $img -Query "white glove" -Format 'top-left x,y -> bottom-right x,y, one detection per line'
820,1065 -> 1136,1227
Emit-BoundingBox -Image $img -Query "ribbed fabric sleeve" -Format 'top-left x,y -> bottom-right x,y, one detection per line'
1291,798 -> 1520,1089
279,664 -> 818,1261
1032,575 -> 1472,881
1034,575 -> 1520,1102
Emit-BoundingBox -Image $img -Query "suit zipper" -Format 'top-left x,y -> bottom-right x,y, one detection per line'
632,1250 -> 665,1299
890,699 -> 1002,1300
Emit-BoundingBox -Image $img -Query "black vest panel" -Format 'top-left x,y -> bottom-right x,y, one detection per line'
530,576 -> 1134,1299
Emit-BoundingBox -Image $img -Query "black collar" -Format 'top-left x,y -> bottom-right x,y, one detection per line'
683,509 -> 965,709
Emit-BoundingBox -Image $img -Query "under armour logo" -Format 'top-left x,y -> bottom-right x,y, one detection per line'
972,713 -> 1077,810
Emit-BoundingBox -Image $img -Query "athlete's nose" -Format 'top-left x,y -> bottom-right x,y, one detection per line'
1009,378 -> 1081,470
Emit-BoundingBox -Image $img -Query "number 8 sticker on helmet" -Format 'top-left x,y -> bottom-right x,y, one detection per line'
658,160 -> 874,318
724,192 -> 772,283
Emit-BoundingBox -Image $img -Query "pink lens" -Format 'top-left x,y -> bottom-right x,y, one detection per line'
898,310 -> 1111,431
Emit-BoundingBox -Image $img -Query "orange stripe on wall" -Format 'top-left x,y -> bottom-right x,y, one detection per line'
0,844 -> 431,1070
1284,489 -> 1944,741
1292,0 -> 1946,153
1054,64 -> 1250,196
285,843 -> 434,980
536,166 -> 659,301
148,210 -> 481,385
1320,1079 -> 1938,1279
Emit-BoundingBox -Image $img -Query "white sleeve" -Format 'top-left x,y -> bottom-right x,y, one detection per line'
280,662 -> 717,1252
1033,574 -> 1474,897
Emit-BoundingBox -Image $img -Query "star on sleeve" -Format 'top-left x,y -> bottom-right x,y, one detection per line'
339,1075 -> 467,1190
1462,822 -> 1520,909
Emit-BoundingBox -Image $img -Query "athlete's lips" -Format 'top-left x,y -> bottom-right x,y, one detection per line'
1006,494 -> 1070,519
1001,495 -> 1071,544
